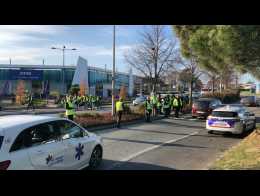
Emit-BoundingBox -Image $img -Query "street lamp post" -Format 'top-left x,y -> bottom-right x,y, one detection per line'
51,46 -> 77,95
112,25 -> 116,116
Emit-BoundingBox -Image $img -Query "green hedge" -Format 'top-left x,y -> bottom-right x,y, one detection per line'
201,90 -> 240,104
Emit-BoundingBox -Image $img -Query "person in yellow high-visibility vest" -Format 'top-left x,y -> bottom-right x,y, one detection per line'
151,94 -> 158,117
65,95 -> 76,121
144,96 -> 153,122
115,97 -> 124,128
173,95 -> 182,118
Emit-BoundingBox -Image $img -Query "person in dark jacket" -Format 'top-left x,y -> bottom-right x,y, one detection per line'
27,93 -> 35,111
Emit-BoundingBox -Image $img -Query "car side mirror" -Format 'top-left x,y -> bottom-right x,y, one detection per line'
81,130 -> 88,137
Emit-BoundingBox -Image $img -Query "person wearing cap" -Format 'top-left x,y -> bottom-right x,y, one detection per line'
115,97 -> 124,128
144,96 -> 153,122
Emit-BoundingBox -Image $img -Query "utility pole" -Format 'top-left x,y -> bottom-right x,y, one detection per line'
51,46 -> 77,95
112,25 -> 116,116
43,59 -> 45,65
9,58 -> 11,65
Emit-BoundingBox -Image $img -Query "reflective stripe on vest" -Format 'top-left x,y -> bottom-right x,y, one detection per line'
116,101 -> 123,112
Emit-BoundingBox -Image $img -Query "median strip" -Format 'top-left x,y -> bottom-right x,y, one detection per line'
210,128 -> 260,170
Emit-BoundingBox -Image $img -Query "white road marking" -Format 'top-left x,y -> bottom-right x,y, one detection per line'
105,131 -> 198,170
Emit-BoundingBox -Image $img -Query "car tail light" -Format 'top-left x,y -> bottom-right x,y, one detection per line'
0,160 -> 11,170
192,104 -> 196,113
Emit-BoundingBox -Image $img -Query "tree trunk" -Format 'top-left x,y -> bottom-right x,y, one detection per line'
219,76 -> 222,93
189,80 -> 193,107
212,76 -> 215,94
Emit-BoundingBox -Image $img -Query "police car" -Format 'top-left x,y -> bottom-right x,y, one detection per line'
0,115 -> 103,170
206,105 -> 256,135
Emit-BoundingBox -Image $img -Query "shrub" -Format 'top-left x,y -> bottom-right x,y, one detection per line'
123,103 -> 131,114
76,112 -> 102,118
132,104 -> 145,116
49,91 -> 60,99
69,84 -> 80,96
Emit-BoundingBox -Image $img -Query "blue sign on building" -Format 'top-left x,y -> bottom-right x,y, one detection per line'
9,69 -> 43,80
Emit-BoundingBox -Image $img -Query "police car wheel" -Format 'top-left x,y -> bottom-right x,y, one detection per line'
89,145 -> 103,169
208,130 -> 213,134
242,124 -> 246,133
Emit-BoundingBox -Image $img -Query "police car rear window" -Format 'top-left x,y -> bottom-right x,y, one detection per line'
212,111 -> 238,117
0,136 -> 4,150
194,101 -> 210,107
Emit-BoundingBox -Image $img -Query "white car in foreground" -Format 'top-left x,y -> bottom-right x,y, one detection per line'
206,105 -> 256,135
0,115 -> 103,170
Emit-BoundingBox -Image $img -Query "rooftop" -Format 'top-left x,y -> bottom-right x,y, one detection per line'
0,64 -> 133,77
0,115 -> 57,130
214,105 -> 244,112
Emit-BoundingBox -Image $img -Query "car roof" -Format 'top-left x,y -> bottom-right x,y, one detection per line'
213,105 -> 244,112
196,98 -> 218,101
0,115 -> 60,134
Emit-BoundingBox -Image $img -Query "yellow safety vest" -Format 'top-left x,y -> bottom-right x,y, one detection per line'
145,101 -> 152,110
172,98 -> 178,107
116,101 -> 123,112
66,101 -> 76,116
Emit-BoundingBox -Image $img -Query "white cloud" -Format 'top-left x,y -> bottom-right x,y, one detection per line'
0,26 -> 135,68
0,25 -> 66,46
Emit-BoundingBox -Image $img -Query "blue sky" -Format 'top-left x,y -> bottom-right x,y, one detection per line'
0,25 -> 175,73
0,25 -> 255,84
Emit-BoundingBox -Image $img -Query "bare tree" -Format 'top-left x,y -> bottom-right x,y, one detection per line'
177,55 -> 203,107
124,25 -> 178,93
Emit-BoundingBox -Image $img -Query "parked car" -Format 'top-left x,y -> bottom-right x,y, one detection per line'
192,98 -> 222,119
0,115 -> 103,170
133,96 -> 146,106
257,97 -> 260,106
206,105 -> 256,135
240,96 -> 257,107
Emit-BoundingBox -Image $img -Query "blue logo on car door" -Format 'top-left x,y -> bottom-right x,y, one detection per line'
75,143 -> 84,160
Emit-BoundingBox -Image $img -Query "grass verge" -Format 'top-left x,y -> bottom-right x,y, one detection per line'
211,127 -> 260,170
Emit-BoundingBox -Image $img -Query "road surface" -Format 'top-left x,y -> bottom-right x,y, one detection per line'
89,117 -> 250,170
90,107 -> 259,170
1,105 -> 258,170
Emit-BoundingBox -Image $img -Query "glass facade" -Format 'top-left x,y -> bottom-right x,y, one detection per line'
0,66 -> 131,96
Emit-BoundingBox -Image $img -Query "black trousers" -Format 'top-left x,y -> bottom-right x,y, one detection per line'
145,110 -> 152,122
68,115 -> 74,121
157,106 -> 162,114
164,108 -> 170,117
175,107 -> 180,118
116,111 -> 123,128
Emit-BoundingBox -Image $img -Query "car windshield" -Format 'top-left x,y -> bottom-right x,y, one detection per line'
212,111 -> 238,117
0,136 -> 3,150
242,96 -> 255,101
136,97 -> 145,101
194,101 -> 210,108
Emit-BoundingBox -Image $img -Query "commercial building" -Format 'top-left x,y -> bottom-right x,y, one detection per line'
0,57 -> 142,97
